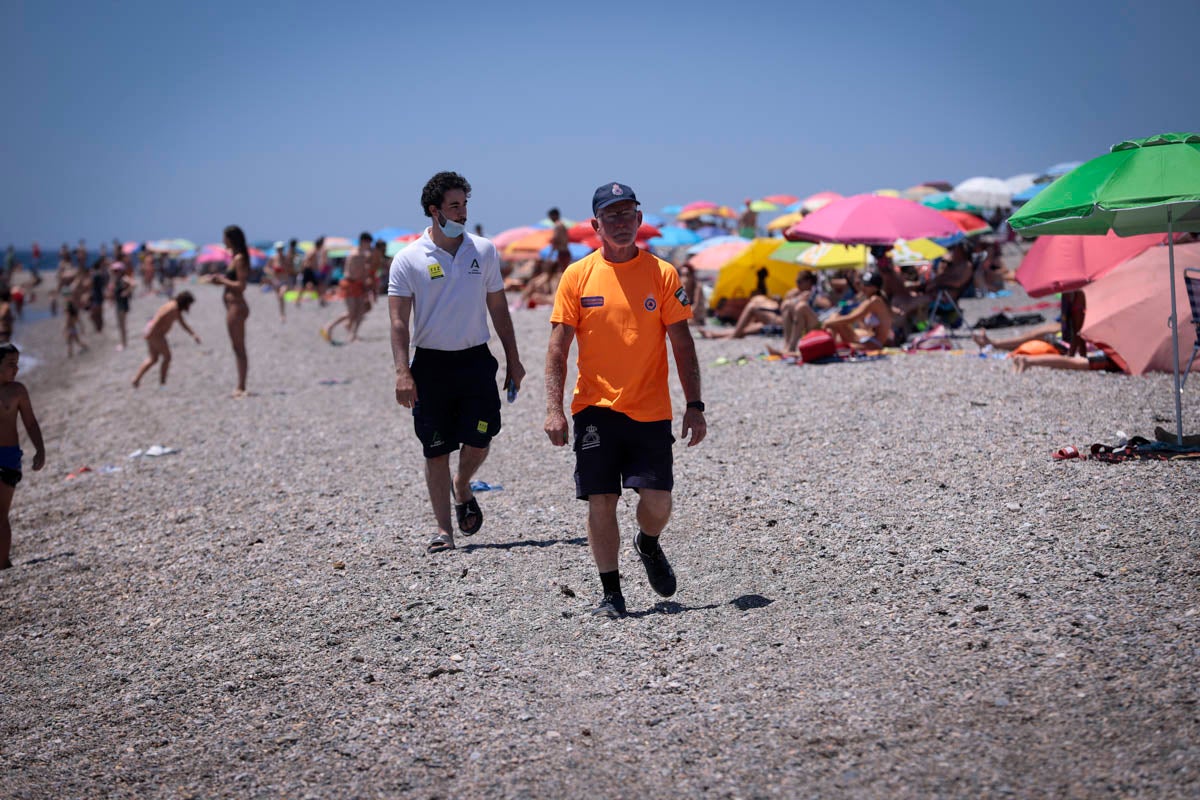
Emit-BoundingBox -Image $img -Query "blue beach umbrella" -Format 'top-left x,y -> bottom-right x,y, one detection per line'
1013,182 -> 1050,204
1043,160 -> 1083,178
660,204 -> 683,217
641,213 -> 666,228
648,227 -> 702,248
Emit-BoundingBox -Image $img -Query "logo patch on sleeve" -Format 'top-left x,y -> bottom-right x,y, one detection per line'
476,420 -> 489,433
674,287 -> 691,306
428,262 -> 445,279
581,296 -> 605,308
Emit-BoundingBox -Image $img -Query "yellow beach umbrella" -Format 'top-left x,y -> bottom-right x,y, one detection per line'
796,243 -> 868,270
874,188 -> 901,198
889,238 -> 947,266
767,211 -> 805,231
709,238 -> 794,308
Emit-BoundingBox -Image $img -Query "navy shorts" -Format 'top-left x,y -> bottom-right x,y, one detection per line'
411,345 -> 502,459
573,406 -> 674,500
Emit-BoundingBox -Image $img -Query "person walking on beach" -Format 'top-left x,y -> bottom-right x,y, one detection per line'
109,253 -> 135,351
132,291 -> 200,388
202,225 -> 250,397
549,207 -> 571,274
297,237 -> 324,307
0,343 -> 46,569
738,199 -> 758,239
321,232 -> 372,344
388,171 -> 525,554
87,255 -> 108,334
268,243 -> 290,322
544,181 -> 707,618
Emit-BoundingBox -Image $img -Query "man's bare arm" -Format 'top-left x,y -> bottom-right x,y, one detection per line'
388,295 -> 416,407
666,320 -> 706,446
485,290 -> 525,390
543,322 -> 575,446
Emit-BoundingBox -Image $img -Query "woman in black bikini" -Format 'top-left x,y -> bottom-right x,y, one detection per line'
204,225 -> 251,397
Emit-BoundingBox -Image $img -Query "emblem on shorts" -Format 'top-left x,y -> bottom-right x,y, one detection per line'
644,295 -> 657,312
476,420 -> 488,433
581,296 -> 604,308
428,262 -> 445,280
469,258 -> 480,274
611,184 -> 623,196
674,287 -> 691,306
430,431 -> 444,447
581,425 -> 600,450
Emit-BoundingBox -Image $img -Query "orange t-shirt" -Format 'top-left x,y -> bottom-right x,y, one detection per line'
550,249 -> 693,422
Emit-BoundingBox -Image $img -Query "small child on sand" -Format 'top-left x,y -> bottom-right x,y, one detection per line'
0,343 -> 46,569
132,291 -> 200,388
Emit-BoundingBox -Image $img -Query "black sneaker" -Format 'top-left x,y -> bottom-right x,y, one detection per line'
635,534 -> 677,597
592,591 -> 626,618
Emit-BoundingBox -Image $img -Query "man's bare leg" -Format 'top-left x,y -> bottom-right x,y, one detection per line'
425,454 -> 455,546
586,493 -> 621,573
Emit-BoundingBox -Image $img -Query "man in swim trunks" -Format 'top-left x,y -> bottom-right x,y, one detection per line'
738,198 -> 758,239
389,172 -> 526,555
548,207 -> 571,273
297,237 -> 324,307
544,181 -> 707,618
0,343 -> 46,568
321,232 -> 373,344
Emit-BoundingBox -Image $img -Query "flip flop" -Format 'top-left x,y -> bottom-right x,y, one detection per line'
426,533 -> 455,554
1052,445 -> 1081,461
454,496 -> 483,535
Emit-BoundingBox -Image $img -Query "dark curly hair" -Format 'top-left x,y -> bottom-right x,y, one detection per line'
223,225 -> 249,262
420,172 -> 471,218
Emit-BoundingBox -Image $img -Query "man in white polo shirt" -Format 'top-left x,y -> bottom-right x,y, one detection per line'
388,171 -> 526,554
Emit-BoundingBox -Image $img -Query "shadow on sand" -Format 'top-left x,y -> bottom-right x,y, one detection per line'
460,536 -> 587,553
22,551 -> 77,566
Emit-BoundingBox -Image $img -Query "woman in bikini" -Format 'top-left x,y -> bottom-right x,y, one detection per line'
203,225 -> 251,397
822,270 -> 894,350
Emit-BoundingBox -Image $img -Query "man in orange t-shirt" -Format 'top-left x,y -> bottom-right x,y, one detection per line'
545,182 -> 707,619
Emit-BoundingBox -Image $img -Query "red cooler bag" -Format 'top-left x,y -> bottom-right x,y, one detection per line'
797,329 -> 836,362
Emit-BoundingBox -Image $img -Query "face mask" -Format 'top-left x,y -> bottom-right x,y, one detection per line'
436,211 -> 465,239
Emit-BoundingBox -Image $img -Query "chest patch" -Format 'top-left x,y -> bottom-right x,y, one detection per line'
643,295 -> 657,312
581,296 -> 604,308
468,259 -> 481,275
427,262 -> 444,280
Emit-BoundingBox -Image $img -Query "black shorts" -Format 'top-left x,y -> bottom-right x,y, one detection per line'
302,268 -> 318,285
411,344 -> 502,459
0,467 -> 21,488
573,406 -> 674,500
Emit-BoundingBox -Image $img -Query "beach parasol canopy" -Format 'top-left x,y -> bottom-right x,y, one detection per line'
937,210 -> 992,236
688,239 -> 752,273
800,191 -> 842,213
950,177 -> 1012,209
786,194 -> 962,245
1014,231 -> 1162,298
1005,174 -> 1039,195
647,227 -> 702,248
889,238 -> 947,267
1081,242 -> 1200,377
921,192 -> 983,214
766,211 -> 805,232
1008,131 -> 1200,443
709,239 -> 790,308
795,243 -> 868,270
763,194 -> 799,206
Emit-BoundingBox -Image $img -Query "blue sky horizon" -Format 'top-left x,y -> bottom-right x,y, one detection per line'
4,0 -> 1197,248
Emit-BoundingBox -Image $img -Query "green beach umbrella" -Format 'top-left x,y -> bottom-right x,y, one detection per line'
1008,132 -> 1200,444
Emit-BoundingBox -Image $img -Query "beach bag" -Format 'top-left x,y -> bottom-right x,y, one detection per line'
797,329 -> 836,362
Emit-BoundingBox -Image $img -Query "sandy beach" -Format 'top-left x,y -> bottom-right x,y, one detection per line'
1,275 -> 1198,798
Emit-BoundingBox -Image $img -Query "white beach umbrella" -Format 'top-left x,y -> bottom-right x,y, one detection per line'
1004,173 -> 1039,195
951,176 -> 1013,209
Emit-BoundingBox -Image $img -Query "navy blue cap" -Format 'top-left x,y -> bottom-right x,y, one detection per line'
592,182 -> 639,215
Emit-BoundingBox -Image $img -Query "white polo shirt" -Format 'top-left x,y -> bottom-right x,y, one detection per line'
388,230 -> 504,351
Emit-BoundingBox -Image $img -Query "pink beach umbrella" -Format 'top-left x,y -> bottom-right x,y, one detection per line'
786,194 -> 962,245
1082,242 -> 1200,376
800,191 -> 843,213
680,200 -> 720,214
689,239 -> 752,273
1015,231 -> 1163,298
491,226 -> 539,251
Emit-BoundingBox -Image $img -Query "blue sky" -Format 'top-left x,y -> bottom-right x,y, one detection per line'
4,0 -> 1197,248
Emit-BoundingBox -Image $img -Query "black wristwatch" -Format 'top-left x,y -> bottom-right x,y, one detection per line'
686,400 -> 705,412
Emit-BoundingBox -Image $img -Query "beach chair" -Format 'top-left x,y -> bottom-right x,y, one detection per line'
928,288 -> 964,328
1182,267 -> 1200,389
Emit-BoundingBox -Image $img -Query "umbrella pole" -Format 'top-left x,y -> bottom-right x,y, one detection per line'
1167,210 -> 1184,446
